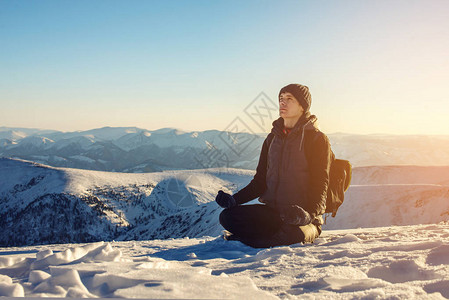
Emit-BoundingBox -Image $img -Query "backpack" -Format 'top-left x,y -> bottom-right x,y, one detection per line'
326,158 -> 352,217
266,132 -> 352,218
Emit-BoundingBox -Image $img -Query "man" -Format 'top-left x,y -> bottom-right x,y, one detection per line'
215,83 -> 334,248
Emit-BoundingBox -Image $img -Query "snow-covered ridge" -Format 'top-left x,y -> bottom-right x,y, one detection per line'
2,126 -> 449,173
1,158 -> 449,247
0,126 -> 264,172
1,158 -> 449,298
0,158 -> 252,247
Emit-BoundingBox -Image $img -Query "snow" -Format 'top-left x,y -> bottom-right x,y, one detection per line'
16,136 -> 55,148
53,135 -> 96,150
1,158 -> 449,298
323,184 -> 449,230
0,130 -> 27,141
1,224 -> 449,298
52,127 -> 142,142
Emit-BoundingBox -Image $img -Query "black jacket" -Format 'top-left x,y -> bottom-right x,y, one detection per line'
233,115 -> 334,219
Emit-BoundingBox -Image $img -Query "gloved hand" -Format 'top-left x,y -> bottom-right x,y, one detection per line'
215,190 -> 237,208
280,205 -> 312,226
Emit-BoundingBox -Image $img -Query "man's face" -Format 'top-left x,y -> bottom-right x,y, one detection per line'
279,92 -> 304,119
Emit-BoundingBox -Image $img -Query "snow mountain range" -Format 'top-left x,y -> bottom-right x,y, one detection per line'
1,157 -> 449,247
2,126 -> 449,172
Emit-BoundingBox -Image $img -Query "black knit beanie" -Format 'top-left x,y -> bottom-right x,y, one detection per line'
278,84 -> 312,112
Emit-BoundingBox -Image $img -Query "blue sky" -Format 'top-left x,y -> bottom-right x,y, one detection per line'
1,0 -> 449,134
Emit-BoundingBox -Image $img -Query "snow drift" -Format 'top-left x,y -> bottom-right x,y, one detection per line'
1,224 -> 449,298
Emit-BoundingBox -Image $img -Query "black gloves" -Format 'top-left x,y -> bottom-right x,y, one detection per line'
280,205 -> 312,226
215,190 -> 237,208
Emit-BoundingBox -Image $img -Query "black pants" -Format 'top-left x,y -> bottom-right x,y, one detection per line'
219,204 -> 321,248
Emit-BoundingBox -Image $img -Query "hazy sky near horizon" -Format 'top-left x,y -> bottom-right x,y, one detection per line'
1,0 -> 448,135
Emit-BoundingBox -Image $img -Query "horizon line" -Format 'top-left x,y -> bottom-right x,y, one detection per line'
1,125 -> 448,137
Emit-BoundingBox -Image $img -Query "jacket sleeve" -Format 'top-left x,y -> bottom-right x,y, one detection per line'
232,135 -> 270,205
306,132 -> 333,218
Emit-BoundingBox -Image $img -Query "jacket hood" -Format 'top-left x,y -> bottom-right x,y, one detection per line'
271,113 -> 318,137
271,113 -> 318,151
